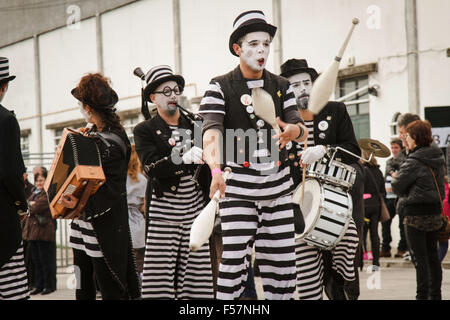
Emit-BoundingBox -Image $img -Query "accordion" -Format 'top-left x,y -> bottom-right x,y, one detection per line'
44,128 -> 106,219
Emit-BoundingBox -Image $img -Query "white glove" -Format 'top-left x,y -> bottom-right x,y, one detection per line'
301,145 -> 327,164
182,146 -> 204,164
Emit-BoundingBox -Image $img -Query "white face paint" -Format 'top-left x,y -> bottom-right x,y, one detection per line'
288,73 -> 313,110
240,31 -> 271,72
152,80 -> 179,116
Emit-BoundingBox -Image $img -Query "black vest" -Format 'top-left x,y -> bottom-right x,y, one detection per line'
213,66 -> 289,166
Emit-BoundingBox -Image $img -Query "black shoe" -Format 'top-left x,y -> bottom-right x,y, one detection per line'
30,288 -> 43,295
41,288 -> 55,295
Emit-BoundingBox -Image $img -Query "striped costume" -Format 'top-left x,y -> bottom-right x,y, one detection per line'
199,67 -> 303,299
0,243 -> 29,300
292,120 -> 359,300
140,125 -> 213,299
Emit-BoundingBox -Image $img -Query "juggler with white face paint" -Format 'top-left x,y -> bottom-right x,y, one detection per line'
199,10 -> 307,300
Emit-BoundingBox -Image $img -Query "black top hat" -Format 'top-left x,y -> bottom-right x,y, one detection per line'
143,65 -> 185,101
229,10 -> 277,57
0,57 -> 16,84
280,58 -> 319,82
71,77 -> 119,110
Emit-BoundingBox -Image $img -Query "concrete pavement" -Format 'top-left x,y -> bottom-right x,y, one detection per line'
30,259 -> 450,300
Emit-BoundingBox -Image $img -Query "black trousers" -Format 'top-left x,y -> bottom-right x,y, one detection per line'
381,198 -> 407,252
363,206 -> 381,266
405,225 -> 442,300
73,248 -> 124,300
29,240 -> 53,290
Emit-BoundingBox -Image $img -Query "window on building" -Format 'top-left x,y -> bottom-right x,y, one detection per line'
122,115 -> 140,145
54,128 -> 64,149
390,112 -> 402,137
21,132 -> 30,167
339,76 -> 370,140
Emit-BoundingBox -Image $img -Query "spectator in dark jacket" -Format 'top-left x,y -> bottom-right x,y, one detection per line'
392,113 -> 420,259
381,138 -> 408,258
361,149 -> 386,270
392,120 -> 445,300
22,171 -> 56,295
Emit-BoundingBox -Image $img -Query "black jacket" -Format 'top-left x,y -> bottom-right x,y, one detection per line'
290,101 -> 361,187
392,144 -> 445,216
85,129 -> 140,299
133,112 -> 210,199
0,104 -> 27,268
362,164 -> 386,208
133,112 -> 211,225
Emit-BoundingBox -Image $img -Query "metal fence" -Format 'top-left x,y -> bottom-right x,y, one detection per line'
23,152 -> 73,269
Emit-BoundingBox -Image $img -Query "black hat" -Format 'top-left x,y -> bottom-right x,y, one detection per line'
280,58 -> 319,82
143,65 -> 185,101
229,10 -> 277,57
0,57 -> 16,84
71,75 -> 119,110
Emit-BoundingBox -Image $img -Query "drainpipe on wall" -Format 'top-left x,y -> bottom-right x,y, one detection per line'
33,34 -> 43,162
405,0 -> 420,115
96,12 -> 104,73
272,0 -> 283,74
173,0 -> 182,75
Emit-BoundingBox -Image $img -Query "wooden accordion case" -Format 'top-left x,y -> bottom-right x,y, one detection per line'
44,128 -> 106,219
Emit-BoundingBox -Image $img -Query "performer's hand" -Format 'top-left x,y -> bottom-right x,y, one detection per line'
274,117 -> 301,149
60,194 -> 79,209
182,146 -> 204,164
210,172 -> 226,199
300,145 -> 327,165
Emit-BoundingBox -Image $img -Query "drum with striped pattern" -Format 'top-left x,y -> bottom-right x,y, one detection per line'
293,179 -> 352,250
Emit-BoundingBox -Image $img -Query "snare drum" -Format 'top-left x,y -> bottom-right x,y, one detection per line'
292,179 -> 352,250
307,157 -> 356,189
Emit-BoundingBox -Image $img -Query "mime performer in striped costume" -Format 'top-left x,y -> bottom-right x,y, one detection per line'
133,65 -> 214,299
200,11 -> 308,300
280,59 -> 361,300
0,57 -> 30,300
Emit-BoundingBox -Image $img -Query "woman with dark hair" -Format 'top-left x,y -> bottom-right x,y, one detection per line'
392,120 -> 445,300
22,170 -> 55,295
360,148 -> 386,271
60,73 -> 140,300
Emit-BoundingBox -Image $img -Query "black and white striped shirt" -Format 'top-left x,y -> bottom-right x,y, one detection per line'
199,79 -> 299,201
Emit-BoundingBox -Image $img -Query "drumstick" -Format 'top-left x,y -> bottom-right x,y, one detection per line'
301,139 -> 307,204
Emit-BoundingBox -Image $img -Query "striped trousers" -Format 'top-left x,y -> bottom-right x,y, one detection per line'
295,218 -> 359,300
217,195 -> 297,300
141,219 -> 213,299
0,243 -> 30,300
141,174 -> 213,299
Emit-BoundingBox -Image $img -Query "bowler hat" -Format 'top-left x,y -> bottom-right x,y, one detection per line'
229,10 -> 277,57
143,65 -> 185,101
280,58 -> 319,82
0,57 -> 16,84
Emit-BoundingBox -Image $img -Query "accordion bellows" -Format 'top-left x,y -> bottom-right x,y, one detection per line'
44,128 -> 106,219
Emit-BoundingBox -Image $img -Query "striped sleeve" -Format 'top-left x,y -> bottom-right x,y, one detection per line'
199,80 -> 226,115
199,80 -> 226,133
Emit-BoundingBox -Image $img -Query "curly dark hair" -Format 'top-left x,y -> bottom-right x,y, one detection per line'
75,73 -> 124,132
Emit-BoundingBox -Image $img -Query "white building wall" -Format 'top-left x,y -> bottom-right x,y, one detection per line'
417,0 -> 450,111
179,0 -> 273,99
101,0 -> 176,111
39,17 -> 98,154
0,39 -> 38,154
